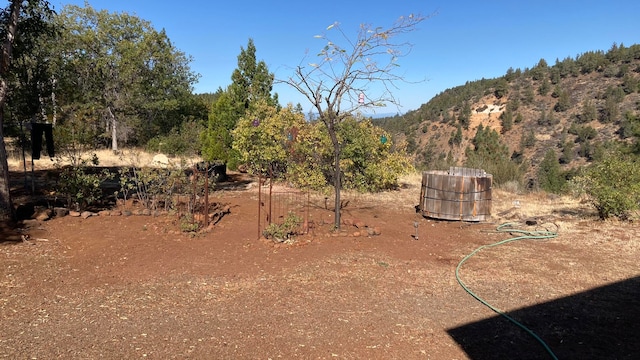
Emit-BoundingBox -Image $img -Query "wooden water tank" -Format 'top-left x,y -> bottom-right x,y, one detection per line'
419,167 -> 492,221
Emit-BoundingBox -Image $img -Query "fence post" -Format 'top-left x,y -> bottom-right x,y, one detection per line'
258,173 -> 262,240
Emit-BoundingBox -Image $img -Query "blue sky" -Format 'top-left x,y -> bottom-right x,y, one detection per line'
54,0 -> 639,114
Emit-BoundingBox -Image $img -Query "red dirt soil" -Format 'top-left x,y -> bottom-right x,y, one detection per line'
1,172 -> 638,359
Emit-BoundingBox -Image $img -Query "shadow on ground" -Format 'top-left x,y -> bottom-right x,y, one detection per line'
0,220 -> 23,242
447,276 -> 640,359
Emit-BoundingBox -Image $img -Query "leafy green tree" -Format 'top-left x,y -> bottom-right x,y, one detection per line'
538,78 -> 550,96
603,85 -> 626,103
232,101 -> 306,176
55,4 -> 197,150
202,39 -> 278,168
493,78 -> 508,99
506,97 -> 520,112
448,125 -> 463,146
286,116 -> 413,192
568,124 -> 598,147
523,84 -> 535,104
529,58 -> 548,80
458,101 -> 471,129
504,67 -> 517,82
579,98 -> 597,123
285,118 -> 333,190
576,50 -> 607,74
554,88 -> 571,112
230,39 -> 278,112
555,57 -> 571,78
337,118 -> 413,192
201,91 -> 240,166
600,96 -> 619,123
146,119 -> 204,156
0,0 -> 55,222
621,74 -> 639,94
537,149 -> 565,193
619,110 -> 640,140
499,108 -> 513,133
572,151 -> 640,219
549,66 -> 561,84
559,141 -> 574,164
281,14 -> 426,228
465,124 -> 524,185
3,0 -> 57,125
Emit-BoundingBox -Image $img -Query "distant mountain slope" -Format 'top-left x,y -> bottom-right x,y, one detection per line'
375,43 -> 640,185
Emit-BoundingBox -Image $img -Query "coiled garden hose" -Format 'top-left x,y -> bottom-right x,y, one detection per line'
455,222 -> 560,360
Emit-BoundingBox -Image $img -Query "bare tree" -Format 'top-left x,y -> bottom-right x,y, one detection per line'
281,14 -> 427,229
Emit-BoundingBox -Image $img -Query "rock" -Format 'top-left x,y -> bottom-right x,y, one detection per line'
343,218 -> 353,226
53,207 -> 69,218
81,211 -> 95,219
151,154 -> 170,167
122,210 -> 132,217
199,223 -> 215,234
69,211 -> 81,217
33,208 -> 52,221
142,209 -> 151,216
354,220 -> 366,229
21,219 -> 40,228
110,210 -> 122,216
98,210 -> 111,216
367,227 -> 382,236
352,231 -> 361,237
33,205 -> 46,213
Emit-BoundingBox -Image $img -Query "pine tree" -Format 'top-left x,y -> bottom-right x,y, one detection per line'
202,39 -> 278,167
229,38 -> 278,113
538,149 -> 565,193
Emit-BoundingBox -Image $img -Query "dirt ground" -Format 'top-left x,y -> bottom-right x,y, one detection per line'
1,169 -> 639,359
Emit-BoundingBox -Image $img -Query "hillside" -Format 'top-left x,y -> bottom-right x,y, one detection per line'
375,43 -> 640,187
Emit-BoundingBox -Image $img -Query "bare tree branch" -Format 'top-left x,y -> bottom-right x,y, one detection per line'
277,13 -> 429,229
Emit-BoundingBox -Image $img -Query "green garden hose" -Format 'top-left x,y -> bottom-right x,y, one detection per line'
455,222 -> 560,360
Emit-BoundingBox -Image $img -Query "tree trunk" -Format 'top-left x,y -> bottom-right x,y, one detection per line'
333,146 -> 341,229
51,76 -> 57,125
328,124 -> 341,229
108,106 -> 118,151
111,117 -> 118,151
0,0 -> 22,222
0,112 -> 14,222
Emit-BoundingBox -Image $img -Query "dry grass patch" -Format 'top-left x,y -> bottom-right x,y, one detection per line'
8,148 -> 203,171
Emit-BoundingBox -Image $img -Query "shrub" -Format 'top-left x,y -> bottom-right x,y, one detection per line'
56,154 -> 108,211
262,211 -> 302,242
537,149 -> 566,193
121,166 -> 187,211
570,152 -> 640,220
179,214 -> 201,233
146,120 -> 204,156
